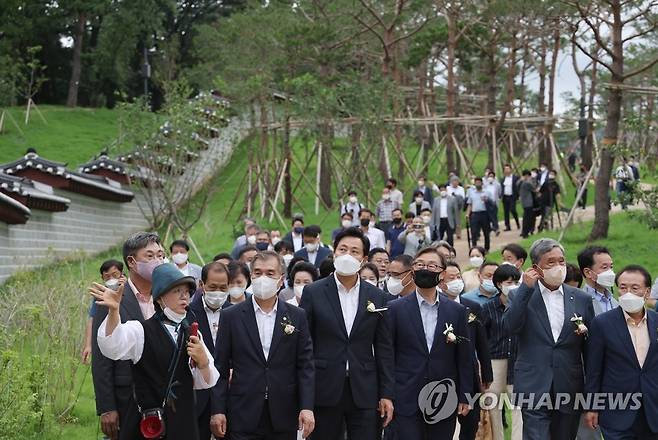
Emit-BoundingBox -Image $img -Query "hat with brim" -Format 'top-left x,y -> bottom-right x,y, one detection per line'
151,263 -> 197,302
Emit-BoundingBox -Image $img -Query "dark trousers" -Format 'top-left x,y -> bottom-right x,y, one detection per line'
521,207 -> 535,237
232,401 -> 296,440
470,212 -> 491,251
458,402 -> 480,440
379,221 -> 392,237
601,406 -> 658,440
577,188 -> 587,209
436,218 -> 454,246
312,378 -> 379,440
502,195 -> 520,229
487,202 -> 499,232
394,411 -> 457,440
116,386 -> 141,440
521,409 -> 580,440
197,401 -> 211,440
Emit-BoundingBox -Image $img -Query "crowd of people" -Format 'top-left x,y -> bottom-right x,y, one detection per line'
85,207 -> 658,439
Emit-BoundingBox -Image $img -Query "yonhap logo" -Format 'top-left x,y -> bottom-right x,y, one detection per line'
418,379 -> 458,424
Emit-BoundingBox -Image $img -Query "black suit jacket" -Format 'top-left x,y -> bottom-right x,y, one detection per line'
500,174 -> 519,200
91,282 -> 144,415
459,296 -> 494,386
299,275 -> 394,409
216,298 -> 314,433
294,246 -> 332,269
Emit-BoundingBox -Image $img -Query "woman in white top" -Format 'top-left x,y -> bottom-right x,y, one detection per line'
286,261 -> 319,307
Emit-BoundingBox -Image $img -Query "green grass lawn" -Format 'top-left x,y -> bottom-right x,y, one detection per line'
0,105 -> 120,165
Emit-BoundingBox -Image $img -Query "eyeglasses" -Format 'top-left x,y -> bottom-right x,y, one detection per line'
169,285 -> 193,299
413,262 -> 445,271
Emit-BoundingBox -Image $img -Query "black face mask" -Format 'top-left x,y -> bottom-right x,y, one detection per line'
360,218 -> 370,227
414,269 -> 441,288
475,185 -> 482,191
392,218 -> 402,225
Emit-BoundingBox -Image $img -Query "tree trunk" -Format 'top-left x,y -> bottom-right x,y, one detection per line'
486,31 -> 498,169
518,38 -> 529,116
283,116 -> 292,218
584,57 -> 597,169
590,0 -> 623,240
544,24 -> 560,169
66,12 -> 86,107
445,10 -> 458,172
319,124 -> 333,207
537,37 -> 548,165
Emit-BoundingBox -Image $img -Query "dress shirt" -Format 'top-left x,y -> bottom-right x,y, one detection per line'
391,188 -> 404,206
462,287 -> 498,306
253,296 -> 278,360
416,291 -> 440,352
447,185 -> 465,199
624,310 -> 649,368
307,250 -> 318,265
503,176 -> 514,196
439,197 -> 448,218
179,263 -> 191,277
128,278 -> 155,320
538,281 -> 564,343
467,189 -> 488,212
292,233 -> 303,252
376,199 -> 399,222
204,300 -> 222,342
584,284 -> 615,315
335,273 -> 360,336
97,317 -> 219,389
364,227 -> 387,250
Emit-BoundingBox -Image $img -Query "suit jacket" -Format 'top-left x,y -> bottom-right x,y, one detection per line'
460,296 -> 494,386
299,275 -> 394,409
216,298 -> 314,433
386,293 -> 473,416
91,282 -> 144,415
189,294 -> 232,417
430,195 -> 459,231
499,175 -> 519,200
294,246 -> 332,269
518,179 -> 536,209
408,200 -> 432,216
414,186 -> 434,206
586,307 -> 658,432
503,282 -> 594,412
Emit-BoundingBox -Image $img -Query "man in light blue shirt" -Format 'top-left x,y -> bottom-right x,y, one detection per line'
462,261 -> 500,306
466,177 -> 492,251
417,291 -> 439,351
577,246 -> 619,316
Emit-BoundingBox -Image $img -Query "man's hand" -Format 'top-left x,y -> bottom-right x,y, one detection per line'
187,335 -> 209,369
81,344 -> 92,364
100,410 -> 119,440
458,403 -> 470,417
89,281 -> 125,312
298,409 -> 315,438
522,265 -> 544,288
480,382 -> 492,392
210,414 -> 227,438
379,398 -> 394,427
584,411 -> 598,430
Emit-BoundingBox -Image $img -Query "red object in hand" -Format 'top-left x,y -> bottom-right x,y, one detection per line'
140,409 -> 165,439
189,321 -> 199,368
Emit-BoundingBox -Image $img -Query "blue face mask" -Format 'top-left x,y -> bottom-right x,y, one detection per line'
294,227 -> 304,234
255,242 -> 269,251
482,279 -> 498,294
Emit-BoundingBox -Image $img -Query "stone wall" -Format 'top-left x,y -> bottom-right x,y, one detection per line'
0,117 -> 248,284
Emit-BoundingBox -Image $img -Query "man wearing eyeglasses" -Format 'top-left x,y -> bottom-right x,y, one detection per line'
384,247 -> 474,440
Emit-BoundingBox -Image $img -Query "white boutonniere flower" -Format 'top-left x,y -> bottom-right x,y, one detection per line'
570,313 -> 588,336
443,323 -> 469,344
468,312 -> 478,324
281,316 -> 297,335
367,300 -> 388,313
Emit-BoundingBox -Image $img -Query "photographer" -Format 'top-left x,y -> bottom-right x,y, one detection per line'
397,216 -> 431,257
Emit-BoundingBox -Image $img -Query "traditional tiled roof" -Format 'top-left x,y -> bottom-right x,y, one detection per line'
0,191 -> 30,224
0,171 -> 70,212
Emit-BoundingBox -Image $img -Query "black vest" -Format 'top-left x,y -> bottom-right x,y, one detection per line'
132,318 -> 198,440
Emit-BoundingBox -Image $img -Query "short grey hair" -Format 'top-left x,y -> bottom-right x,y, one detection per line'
122,231 -> 161,266
252,250 -> 285,275
529,238 -> 564,264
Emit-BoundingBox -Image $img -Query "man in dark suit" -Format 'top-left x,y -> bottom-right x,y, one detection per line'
438,261 -> 493,439
91,232 -> 165,440
294,225 -> 332,269
414,175 -> 434,207
300,227 -> 394,440
189,261 -> 233,440
386,247 -> 473,439
504,238 -> 595,440
500,164 -> 520,231
216,251 -> 315,440
283,216 -> 306,252
584,265 -> 658,439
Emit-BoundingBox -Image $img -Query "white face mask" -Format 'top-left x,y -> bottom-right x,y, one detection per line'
542,265 -> 567,287
171,252 -> 188,265
445,279 -> 465,296
306,242 -> 319,253
415,197 -> 424,204
502,283 -> 519,296
421,216 -> 431,225
246,235 -> 257,245
162,301 -> 187,324
341,219 -> 352,228
596,269 -> 616,288
334,254 -> 362,276
271,237 -> 281,245
204,290 -> 229,309
418,180 -> 424,187
349,196 -> 358,204
382,193 -> 391,200
469,256 -> 484,268
387,274 -> 409,296
251,276 -> 280,300
228,286 -> 246,299
440,191 -> 447,198
293,284 -> 305,299
619,293 -> 645,314
105,278 -> 120,291
487,177 -> 494,183
282,254 -> 294,267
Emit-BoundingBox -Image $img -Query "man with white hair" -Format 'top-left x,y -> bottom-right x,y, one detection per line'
503,238 -> 595,439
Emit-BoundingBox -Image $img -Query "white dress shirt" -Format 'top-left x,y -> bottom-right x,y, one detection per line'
416,291 -> 440,352
97,317 -> 219,389
292,233 -> 303,252
364,227 -> 387,250
335,273 -> 360,336
307,250 -> 318,265
252,296 -> 278,360
439,197 -> 448,218
503,175 -> 514,196
204,300 -> 222,342
391,188 -> 404,205
538,281 -> 565,343
447,185 -> 465,199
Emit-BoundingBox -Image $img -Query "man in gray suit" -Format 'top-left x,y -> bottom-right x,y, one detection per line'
518,170 -> 537,238
503,238 -> 594,440
430,184 -> 459,246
